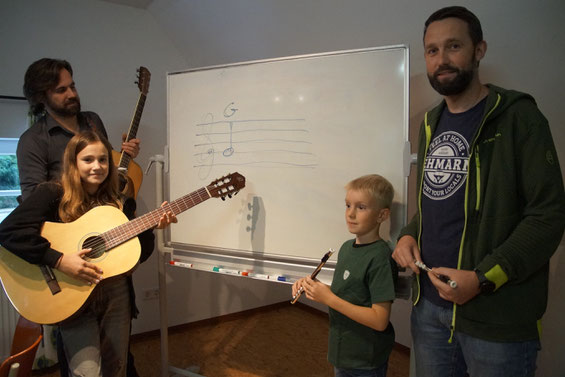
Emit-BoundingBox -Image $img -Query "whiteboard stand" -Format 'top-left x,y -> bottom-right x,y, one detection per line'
150,154 -> 204,377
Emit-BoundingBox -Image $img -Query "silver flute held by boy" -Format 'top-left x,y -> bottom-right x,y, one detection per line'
291,249 -> 334,304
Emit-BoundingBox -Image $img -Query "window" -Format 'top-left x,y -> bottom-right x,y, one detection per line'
0,138 -> 20,222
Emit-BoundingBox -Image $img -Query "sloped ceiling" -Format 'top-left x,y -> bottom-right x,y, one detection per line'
97,0 -> 153,9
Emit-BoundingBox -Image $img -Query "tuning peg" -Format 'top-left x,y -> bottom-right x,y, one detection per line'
221,196 -> 226,201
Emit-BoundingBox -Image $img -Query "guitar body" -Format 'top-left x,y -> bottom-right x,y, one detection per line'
113,149 -> 143,198
0,206 -> 141,324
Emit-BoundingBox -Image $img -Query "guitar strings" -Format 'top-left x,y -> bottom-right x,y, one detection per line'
83,187 -> 211,256
79,178 -> 237,258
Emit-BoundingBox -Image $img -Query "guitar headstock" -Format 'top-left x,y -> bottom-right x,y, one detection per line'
208,172 -> 246,200
136,66 -> 151,95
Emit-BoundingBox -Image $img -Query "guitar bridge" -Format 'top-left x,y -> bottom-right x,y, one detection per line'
40,265 -> 61,295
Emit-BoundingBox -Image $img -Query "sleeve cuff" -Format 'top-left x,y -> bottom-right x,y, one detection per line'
42,248 -> 63,268
484,264 -> 509,291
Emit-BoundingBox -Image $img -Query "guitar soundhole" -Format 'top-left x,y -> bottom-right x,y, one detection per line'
82,236 -> 107,260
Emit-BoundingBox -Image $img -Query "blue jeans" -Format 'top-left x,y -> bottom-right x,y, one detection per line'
411,297 -> 540,377
334,361 -> 388,377
60,277 -> 131,377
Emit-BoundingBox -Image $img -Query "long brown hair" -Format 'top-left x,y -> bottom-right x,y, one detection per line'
58,130 -> 122,222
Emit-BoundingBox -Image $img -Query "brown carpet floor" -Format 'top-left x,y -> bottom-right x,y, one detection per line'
33,302 -> 409,377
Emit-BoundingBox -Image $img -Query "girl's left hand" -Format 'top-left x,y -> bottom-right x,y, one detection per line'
156,201 -> 178,229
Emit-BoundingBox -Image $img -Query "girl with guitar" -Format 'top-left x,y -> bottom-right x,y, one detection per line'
0,130 -> 176,377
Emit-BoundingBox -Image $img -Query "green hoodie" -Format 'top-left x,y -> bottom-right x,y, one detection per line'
400,84 -> 565,341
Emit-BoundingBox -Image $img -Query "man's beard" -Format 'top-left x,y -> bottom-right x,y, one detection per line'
427,59 -> 476,96
46,96 -> 81,117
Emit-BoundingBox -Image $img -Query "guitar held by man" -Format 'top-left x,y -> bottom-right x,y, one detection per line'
114,66 -> 151,199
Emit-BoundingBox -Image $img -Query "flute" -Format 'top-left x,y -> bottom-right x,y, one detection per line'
291,249 -> 334,304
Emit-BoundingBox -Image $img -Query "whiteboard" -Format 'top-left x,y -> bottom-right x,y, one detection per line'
166,46 -> 409,280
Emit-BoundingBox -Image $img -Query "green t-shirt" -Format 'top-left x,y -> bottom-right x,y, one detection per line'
328,239 -> 396,369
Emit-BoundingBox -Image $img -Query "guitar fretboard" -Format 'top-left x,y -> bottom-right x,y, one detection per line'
101,186 -> 211,249
119,93 -> 147,171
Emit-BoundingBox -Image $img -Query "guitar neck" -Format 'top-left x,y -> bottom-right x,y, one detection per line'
101,186 -> 211,249
118,92 -> 147,171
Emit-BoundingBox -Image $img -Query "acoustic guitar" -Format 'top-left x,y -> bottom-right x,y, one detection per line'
0,172 -> 245,324
113,66 -> 150,199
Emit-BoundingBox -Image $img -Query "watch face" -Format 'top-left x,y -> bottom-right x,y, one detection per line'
480,280 -> 495,294
476,269 -> 495,294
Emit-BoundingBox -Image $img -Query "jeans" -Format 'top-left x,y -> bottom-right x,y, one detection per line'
411,297 -> 540,377
60,277 -> 131,377
334,361 -> 388,377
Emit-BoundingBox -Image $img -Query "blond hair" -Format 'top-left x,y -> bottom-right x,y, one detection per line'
58,130 -> 122,222
345,174 -> 394,209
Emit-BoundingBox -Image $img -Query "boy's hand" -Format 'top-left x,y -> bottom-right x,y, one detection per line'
302,277 -> 333,305
292,278 -> 304,297
392,235 -> 421,274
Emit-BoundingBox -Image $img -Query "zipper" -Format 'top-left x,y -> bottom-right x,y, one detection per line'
414,112 -> 433,306
475,146 -> 481,211
449,93 -> 501,342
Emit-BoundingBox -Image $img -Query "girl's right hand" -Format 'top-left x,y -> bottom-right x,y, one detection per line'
56,249 -> 103,285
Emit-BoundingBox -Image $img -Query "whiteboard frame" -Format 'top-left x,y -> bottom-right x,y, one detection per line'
165,45 -> 410,285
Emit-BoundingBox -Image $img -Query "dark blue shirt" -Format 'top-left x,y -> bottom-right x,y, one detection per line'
420,98 -> 486,307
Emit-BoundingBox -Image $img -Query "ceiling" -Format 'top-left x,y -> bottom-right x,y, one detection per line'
97,0 -> 153,9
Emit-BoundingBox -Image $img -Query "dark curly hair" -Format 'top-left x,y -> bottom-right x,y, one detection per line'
23,58 -> 73,116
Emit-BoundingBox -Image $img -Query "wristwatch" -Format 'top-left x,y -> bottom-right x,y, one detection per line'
474,269 -> 495,294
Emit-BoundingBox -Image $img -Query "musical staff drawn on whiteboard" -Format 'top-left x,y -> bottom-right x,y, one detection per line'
193,117 -> 318,170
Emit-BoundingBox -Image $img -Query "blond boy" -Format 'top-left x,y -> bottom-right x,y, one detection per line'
292,174 -> 397,377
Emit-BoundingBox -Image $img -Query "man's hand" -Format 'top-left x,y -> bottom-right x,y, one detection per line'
429,267 -> 480,305
121,133 -> 140,158
56,249 -> 103,285
392,235 -> 421,274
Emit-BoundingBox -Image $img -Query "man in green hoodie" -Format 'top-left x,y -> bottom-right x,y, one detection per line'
392,6 -> 565,377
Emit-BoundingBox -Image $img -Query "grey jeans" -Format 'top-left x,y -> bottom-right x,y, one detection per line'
60,276 -> 131,377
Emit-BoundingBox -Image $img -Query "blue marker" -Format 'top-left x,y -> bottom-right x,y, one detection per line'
277,276 -> 287,282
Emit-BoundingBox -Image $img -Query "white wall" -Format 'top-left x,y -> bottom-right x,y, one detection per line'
0,0 -> 293,342
2,0 -> 564,375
